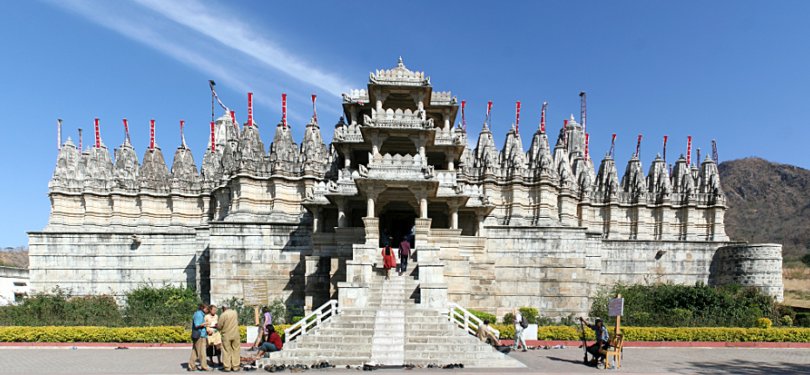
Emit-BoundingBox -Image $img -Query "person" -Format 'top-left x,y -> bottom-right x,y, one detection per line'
205,305 -> 222,367
381,238 -> 396,280
217,304 -> 241,372
188,303 -> 210,371
579,317 -> 609,366
253,324 -> 283,358
476,320 -> 499,345
512,308 -> 528,352
252,309 -> 273,350
398,237 -> 411,276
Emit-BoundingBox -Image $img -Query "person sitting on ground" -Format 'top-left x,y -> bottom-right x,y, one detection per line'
253,324 -> 283,358
579,317 -> 609,366
476,320 -> 499,345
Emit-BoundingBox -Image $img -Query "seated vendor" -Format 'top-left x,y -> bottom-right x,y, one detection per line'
255,324 -> 283,358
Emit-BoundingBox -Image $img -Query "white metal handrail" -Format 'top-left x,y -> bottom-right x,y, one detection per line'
284,299 -> 339,343
447,302 -> 500,340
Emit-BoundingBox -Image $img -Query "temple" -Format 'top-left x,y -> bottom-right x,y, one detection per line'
29,58 -> 783,318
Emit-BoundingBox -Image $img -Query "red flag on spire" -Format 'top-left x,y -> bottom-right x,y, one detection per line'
180,120 -> 186,148
312,94 -> 318,124
540,101 -> 547,133
584,133 -> 590,161
247,92 -> 254,127
210,121 -> 216,151
486,100 -> 493,126
282,93 -> 288,128
122,118 -> 130,143
663,135 -> 668,162
94,118 -> 101,148
514,101 -> 521,133
461,100 -> 467,131
686,135 -> 693,166
149,119 -> 156,150
78,128 -> 83,151
609,133 -> 616,158
636,134 -> 643,158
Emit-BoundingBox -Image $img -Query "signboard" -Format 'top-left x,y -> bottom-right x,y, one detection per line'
608,297 -> 624,317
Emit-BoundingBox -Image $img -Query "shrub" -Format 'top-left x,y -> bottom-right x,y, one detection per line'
267,299 -> 287,325
0,289 -> 124,327
123,285 -> 199,326
467,309 -> 497,324
590,283 -> 780,327
801,253 -> 810,267
755,318 -> 773,329
481,325 -> 810,342
780,315 -> 794,327
502,313 -> 515,325
519,307 -> 540,324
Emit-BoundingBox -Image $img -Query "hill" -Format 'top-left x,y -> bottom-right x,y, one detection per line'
719,157 -> 810,260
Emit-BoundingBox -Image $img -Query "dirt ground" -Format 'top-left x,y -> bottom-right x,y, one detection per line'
782,264 -> 810,309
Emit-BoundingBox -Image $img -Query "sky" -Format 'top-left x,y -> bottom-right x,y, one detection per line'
1,0 -> 808,246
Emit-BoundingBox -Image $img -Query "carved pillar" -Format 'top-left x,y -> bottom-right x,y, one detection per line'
311,206 -> 321,234
443,109 -> 450,131
410,134 -> 427,159
350,106 -> 359,125
448,202 -> 459,229
366,186 -> 381,218
446,151 -> 456,171
340,145 -> 352,169
369,131 -> 387,159
336,198 -> 348,228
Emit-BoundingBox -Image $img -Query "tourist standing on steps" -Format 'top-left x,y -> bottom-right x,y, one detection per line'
217,304 -> 241,372
513,308 -> 528,352
398,237 -> 411,276
188,303 -> 210,371
381,237 -> 396,280
206,305 -> 222,368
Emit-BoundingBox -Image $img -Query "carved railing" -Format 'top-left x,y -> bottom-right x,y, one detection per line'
365,109 -> 433,130
430,91 -> 455,105
436,170 -> 457,186
284,299 -> 339,343
333,124 -> 364,143
364,153 -> 433,180
447,302 -> 500,340
433,130 -> 467,146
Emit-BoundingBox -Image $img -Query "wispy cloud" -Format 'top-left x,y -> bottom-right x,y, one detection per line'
49,0 -> 351,127
134,0 -> 350,97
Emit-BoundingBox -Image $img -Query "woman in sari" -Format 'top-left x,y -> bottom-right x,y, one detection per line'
205,305 -> 222,367
381,237 -> 396,280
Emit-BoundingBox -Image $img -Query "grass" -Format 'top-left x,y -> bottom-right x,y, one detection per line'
783,263 -> 810,309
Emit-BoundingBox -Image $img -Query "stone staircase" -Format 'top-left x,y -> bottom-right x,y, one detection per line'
258,274 -> 523,368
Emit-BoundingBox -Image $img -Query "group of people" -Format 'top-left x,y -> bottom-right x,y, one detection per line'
380,236 -> 412,280
189,304 -> 284,372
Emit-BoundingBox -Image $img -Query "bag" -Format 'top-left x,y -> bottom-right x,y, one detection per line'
520,315 -> 529,329
191,319 -> 201,340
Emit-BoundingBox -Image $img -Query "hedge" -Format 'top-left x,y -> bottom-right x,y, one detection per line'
490,324 -> 810,342
0,325 -> 291,343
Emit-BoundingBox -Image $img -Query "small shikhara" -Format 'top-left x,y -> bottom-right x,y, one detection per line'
30,58 -> 783,317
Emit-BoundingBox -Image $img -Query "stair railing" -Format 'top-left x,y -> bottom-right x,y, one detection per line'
284,299 -> 339,343
447,302 -> 500,340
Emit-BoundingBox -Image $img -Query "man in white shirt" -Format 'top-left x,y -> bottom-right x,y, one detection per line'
512,308 -> 528,352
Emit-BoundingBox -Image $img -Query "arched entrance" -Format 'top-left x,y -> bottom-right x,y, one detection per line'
378,200 -> 417,248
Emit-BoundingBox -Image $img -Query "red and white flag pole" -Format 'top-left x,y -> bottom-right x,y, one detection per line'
540,101 -> 547,133
486,100 -> 493,127
247,92 -> 254,127
663,135 -> 668,162
210,121 -> 216,152
180,120 -> 186,148
584,133 -> 590,161
94,118 -> 101,148
312,94 -> 318,124
609,133 -> 616,158
461,100 -> 467,131
150,119 -> 156,150
635,134 -> 643,158
123,118 -> 130,144
282,93 -> 288,128
686,135 -> 692,166
514,101 -> 521,133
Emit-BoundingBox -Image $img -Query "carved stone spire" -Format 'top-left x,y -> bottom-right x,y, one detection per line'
595,154 -> 620,202
553,137 -> 575,189
113,136 -> 140,191
699,156 -> 724,205
170,146 -> 200,192
671,155 -> 695,203
139,147 -> 171,192
473,123 -> 499,175
270,121 -> 300,175
300,118 -> 329,176
500,124 -> 526,177
50,137 -> 83,192
237,121 -> 268,175
647,154 -> 671,202
83,144 -> 114,191
621,155 -> 647,201
527,127 -> 555,179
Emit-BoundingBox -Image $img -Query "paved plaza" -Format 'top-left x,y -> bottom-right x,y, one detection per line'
0,347 -> 808,374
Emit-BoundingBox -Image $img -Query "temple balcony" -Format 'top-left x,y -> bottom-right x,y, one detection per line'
433,129 -> 467,147
359,153 -> 435,181
364,109 -> 434,130
332,123 -> 364,143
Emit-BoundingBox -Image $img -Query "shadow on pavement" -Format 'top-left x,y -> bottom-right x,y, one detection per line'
546,356 -> 589,366
675,359 -> 809,375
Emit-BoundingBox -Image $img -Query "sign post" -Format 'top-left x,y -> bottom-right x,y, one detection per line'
608,294 -> 624,337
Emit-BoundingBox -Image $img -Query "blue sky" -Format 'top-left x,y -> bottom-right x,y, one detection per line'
1,0 -> 808,246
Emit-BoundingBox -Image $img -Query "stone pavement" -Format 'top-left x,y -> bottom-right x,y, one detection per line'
1,347 -> 809,374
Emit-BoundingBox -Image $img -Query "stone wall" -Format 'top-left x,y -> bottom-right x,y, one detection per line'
709,243 -> 784,301
28,231 -> 198,298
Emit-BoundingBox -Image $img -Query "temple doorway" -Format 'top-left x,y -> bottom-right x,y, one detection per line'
378,201 -> 416,248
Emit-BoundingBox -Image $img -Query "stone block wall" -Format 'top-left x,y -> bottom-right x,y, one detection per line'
28,231 -> 198,299
709,243 -> 784,301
